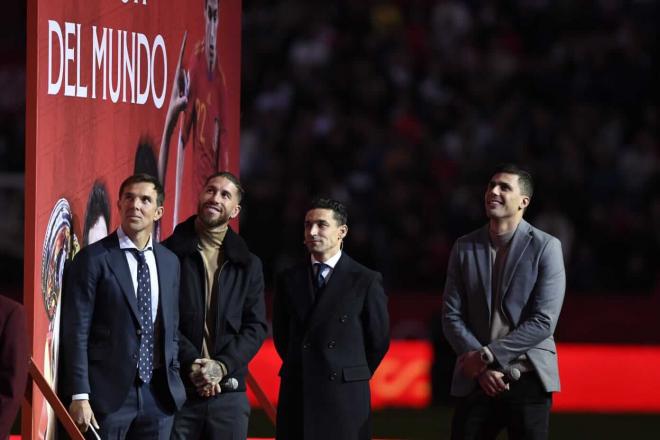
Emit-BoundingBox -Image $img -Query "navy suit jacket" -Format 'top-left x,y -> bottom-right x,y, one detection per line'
60,232 -> 186,416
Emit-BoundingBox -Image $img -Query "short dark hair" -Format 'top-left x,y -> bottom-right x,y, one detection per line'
118,174 -> 165,206
83,180 -> 111,246
492,164 -> 534,198
308,197 -> 348,226
204,171 -> 245,202
133,137 -> 158,177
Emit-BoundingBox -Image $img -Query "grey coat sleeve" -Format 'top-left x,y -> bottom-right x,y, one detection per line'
442,241 -> 483,355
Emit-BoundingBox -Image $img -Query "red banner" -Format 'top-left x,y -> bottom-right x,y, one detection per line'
246,340 -> 432,410
247,340 -> 660,413
25,1 -> 241,438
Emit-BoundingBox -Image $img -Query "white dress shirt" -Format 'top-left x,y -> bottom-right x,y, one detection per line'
72,228 -> 159,401
311,250 -> 342,284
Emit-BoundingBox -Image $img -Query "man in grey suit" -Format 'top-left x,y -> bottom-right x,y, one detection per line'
442,164 -> 565,440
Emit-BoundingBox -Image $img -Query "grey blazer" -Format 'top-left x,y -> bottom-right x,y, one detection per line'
442,219 -> 565,397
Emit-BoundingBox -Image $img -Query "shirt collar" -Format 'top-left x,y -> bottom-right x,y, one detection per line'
117,226 -> 153,251
311,250 -> 342,269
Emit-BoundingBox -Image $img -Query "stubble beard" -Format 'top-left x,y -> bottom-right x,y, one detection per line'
198,203 -> 229,229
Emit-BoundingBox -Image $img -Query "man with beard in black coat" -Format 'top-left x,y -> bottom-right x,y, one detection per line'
164,172 -> 267,439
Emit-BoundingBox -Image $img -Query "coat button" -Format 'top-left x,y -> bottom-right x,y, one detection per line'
339,314 -> 348,323
329,372 -> 337,381
327,341 -> 336,349
136,328 -> 142,335
303,342 -> 311,350
132,353 -> 137,360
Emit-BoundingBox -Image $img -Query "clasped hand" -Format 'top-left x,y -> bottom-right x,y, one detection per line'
478,369 -> 509,396
190,358 -> 224,398
458,351 -> 509,397
458,350 -> 487,379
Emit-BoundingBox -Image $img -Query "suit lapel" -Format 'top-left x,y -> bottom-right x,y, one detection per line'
474,226 -> 492,313
105,235 -> 140,320
153,244 -> 169,330
290,263 -> 315,323
307,254 -> 354,332
501,220 -> 533,299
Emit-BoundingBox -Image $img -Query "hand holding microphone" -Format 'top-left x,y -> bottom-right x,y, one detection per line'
502,366 -> 521,384
191,358 -> 234,397
478,366 -> 520,397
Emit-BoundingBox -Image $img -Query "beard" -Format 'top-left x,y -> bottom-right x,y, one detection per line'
198,202 -> 230,228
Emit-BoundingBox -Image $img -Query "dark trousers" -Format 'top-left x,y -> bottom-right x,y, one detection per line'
92,369 -> 174,440
170,391 -> 249,440
451,373 -> 552,440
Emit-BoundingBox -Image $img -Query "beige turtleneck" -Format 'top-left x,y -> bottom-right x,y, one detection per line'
489,226 -> 533,372
195,218 -> 228,359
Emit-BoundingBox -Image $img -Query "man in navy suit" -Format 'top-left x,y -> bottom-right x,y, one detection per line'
273,198 -> 390,440
442,164 -> 566,440
61,174 -> 186,439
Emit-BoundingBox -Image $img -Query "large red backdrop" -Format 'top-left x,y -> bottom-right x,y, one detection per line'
25,0 -> 242,437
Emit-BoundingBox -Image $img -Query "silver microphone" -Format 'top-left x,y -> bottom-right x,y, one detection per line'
219,377 -> 239,392
502,366 -> 521,384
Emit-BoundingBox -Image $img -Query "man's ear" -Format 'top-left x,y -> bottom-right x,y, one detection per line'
154,205 -> 164,221
230,204 -> 242,219
339,224 -> 348,239
520,196 -> 530,210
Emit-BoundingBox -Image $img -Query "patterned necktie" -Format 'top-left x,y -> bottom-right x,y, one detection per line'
314,263 -> 328,290
130,249 -> 154,383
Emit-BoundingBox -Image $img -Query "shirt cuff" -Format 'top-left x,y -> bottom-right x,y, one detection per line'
72,393 -> 89,401
217,361 -> 227,377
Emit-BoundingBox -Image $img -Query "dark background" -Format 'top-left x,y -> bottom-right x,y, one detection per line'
5,2 -> 657,314
236,1 -> 659,350
239,0 -> 658,295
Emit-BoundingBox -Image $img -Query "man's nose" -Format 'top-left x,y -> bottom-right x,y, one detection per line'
310,225 -> 319,235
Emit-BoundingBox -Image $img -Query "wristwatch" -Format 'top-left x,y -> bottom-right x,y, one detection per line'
479,347 -> 494,364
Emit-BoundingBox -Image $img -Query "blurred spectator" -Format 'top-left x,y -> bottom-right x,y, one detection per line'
241,0 -> 658,294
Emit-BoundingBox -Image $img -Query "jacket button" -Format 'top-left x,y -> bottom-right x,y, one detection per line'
339,315 -> 348,323
303,342 -> 311,350
132,354 -> 137,360
329,372 -> 337,381
327,341 -> 336,349
136,328 -> 142,335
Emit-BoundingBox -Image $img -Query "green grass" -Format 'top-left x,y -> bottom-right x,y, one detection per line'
248,407 -> 660,439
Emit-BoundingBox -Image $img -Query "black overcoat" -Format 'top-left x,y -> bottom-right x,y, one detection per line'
273,253 -> 390,440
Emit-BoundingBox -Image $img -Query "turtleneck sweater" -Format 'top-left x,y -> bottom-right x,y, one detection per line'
489,225 -> 533,372
195,218 -> 227,360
